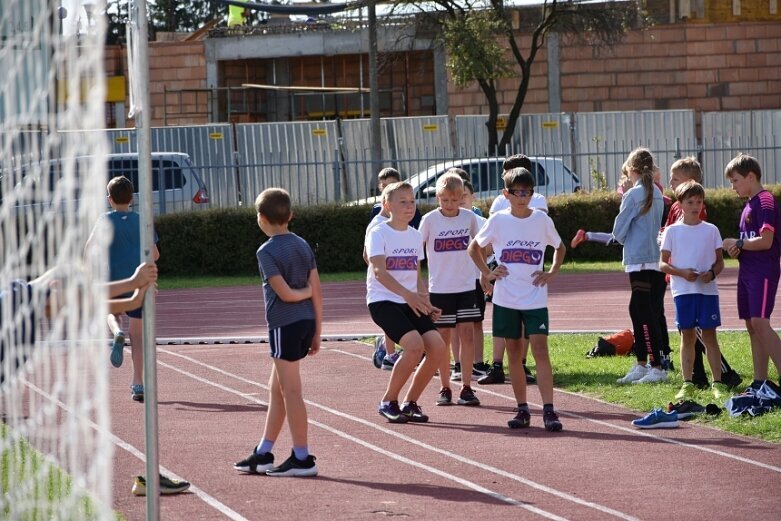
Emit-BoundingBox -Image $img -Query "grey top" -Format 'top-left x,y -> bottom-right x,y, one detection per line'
256,233 -> 316,329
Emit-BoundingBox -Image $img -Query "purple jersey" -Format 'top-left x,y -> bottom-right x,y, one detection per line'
738,190 -> 781,278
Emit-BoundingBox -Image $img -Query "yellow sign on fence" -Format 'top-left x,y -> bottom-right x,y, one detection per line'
209,132 -> 223,140
423,124 -> 438,132
312,128 -> 327,137
542,121 -> 559,129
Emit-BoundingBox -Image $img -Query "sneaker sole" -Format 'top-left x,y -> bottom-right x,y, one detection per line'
632,421 -> 679,429
381,365 -> 395,371
436,401 -> 453,406
266,466 -> 318,477
234,463 -> 274,474
402,415 -> 429,423
379,411 -> 409,423
507,419 -> 530,429
545,424 -> 563,432
110,342 -> 124,368
457,399 -> 480,406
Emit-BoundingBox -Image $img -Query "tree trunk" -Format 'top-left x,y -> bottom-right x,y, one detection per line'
499,62 -> 531,151
478,80 -> 500,156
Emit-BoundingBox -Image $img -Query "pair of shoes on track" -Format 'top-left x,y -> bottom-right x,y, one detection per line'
234,450 -> 318,477
507,409 -> 563,432
436,386 -> 480,406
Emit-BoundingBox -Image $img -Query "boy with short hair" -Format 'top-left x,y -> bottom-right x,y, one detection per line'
659,181 -> 729,403
468,168 -> 566,431
368,167 -> 422,371
722,154 -> 781,390
419,173 -> 481,406
86,175 -> 160,402
366,182 -> 447,423
234,188 -> 322,477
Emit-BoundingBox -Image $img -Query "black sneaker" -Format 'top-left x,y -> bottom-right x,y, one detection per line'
372,336 -> 386,369
457,386 -> 480,406
473,361 -> 491,376
436,387 -> 453,406
478,365 -> 505,385
266,451 -> 318,477
401,401 -> 429,423
543,410 -> 563,432
721,370 -> 743,390
508,409 -> 531,429
451,362 -> 462,382
667,400 -> 706,420
131,474 -> 191,496
234,451 -> 275,474
379,401 -> 409,423
523,364 -> 536,384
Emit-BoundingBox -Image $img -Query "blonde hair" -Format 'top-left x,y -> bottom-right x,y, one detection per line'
436,173 -> 464,195
670,157 -> 703,183
622,147 -> 657,215
674,180 -> 705,202
382,181 -> 413,203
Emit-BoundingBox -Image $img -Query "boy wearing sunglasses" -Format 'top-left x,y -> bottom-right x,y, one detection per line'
468,168 -> 566,431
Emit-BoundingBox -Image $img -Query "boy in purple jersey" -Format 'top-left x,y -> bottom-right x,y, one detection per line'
722,154 -> 781,389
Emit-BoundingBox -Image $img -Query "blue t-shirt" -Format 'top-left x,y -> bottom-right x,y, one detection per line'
103,210 -> 158,285
256,233 -> 316,329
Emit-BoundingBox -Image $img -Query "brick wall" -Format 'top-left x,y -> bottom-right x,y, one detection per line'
447,21 -> 781,117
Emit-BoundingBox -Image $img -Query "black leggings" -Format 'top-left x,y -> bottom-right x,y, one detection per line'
628,270 -> 667,367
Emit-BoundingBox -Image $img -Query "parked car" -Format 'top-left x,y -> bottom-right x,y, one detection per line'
351,157 -> 580,206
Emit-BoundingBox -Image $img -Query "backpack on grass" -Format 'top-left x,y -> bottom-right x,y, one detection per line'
586,329 -> 634,357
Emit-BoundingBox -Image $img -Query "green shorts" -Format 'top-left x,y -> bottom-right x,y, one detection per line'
492,304 -> 549,339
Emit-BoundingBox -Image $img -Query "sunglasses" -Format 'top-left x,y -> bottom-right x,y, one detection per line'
506,188 -> 534,197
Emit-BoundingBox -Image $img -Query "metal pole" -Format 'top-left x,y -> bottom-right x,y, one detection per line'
130,0 -> 161,517
368,1 -> 381,173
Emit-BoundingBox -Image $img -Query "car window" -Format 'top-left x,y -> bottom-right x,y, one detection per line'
531,161 -> 548,187
160,160 -> 186,190
109,158 -> 140,190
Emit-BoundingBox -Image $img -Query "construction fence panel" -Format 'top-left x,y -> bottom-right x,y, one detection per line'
573,110 -> 697,191
235,121 -> 340,205
384,116 -> 453,184
701,110 -> 781,188
338,118 -> 393,201
151,124 -> 238,208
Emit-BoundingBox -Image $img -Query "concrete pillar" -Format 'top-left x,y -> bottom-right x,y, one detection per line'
433,44 -> 448,115
267,59 -> 291,122
547,32 -> 561,113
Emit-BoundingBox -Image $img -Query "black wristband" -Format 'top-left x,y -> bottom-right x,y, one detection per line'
709,269 -> 716,279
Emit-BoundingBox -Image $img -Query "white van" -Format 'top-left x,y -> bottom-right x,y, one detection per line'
350,157 -> 579,206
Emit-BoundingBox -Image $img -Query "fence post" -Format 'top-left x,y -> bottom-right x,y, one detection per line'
333,154 -> 342,202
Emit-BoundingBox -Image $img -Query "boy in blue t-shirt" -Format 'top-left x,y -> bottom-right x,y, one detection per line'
233,188 -> 322,477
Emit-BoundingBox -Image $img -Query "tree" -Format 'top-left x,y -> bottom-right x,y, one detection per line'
403,0 -> 647,154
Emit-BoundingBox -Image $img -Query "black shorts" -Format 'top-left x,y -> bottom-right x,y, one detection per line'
430,290 -> 482,328
126,306 -> 142,319
269,319 -> 316,362
368,301 -> 437,344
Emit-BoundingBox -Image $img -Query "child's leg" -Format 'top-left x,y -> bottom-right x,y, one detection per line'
699,328 -> 723,382
385,335 -> 396,355
260,364 -> 287,447
748,318 -> 781,380
456,322 -> 474,387
492,337 -> 506,364
128,317 -> 144,386
505,338 -> 527,405
679,328 -> 697,381
272,358 -> 309,451
382,330 -> 425,402
403,330 -> 446,403
528,335 -> 553,405
585,232 -> 614,245
451,332 -> 460,366
473,321 -> 484,362
437,328 -> 453,389
107,314 -> 122,336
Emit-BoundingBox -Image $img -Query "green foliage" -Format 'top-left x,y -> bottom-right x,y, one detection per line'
154,186 -> 778,276
439,11 -> 513,88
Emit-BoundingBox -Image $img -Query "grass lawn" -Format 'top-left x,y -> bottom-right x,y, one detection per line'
484,331 -> 781,443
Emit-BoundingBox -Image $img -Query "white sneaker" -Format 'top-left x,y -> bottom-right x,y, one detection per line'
634,367 -> 668,384
616,364 -> 649,384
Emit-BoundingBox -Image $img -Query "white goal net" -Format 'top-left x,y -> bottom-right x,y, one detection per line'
1,1 -> 112,519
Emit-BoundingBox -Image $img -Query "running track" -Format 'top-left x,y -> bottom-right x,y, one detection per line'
102,268 -> 780,520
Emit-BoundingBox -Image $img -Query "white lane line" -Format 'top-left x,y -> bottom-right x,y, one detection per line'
22,381 -> 251,521
160,348 -> 639,521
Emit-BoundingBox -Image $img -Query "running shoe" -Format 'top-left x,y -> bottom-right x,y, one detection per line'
635,367 -> 667,384
110,331 -> 125,368
631,408 -> 678,429
478,365 -> 505,385
131,474 -> 190,496
131,384 -> 144,403
234,451 -> 275,474
667,400 -> 706,420
372,336 -> 386,369
457,386 -> 480,406
451,362 -> 462,382
266,451 -> 318,477
674,382 -> 696,401
379,401 -> 409,423
436,387 -> 453,406
712,382 -> 730,401
507,409 -> 531,429
543,410 -> 563,432
382,352 -> 400,371
473,361 -> 491,376
616,364 -> 648,384
400,401 -> 429,423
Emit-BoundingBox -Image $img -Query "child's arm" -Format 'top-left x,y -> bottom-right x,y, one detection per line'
532,242 -> 566,287
610,194 -> 640,245
467,239 -> 506,294
307,267 -> 323,355
699,248 -> 724,284
109,283 -> 153,314
267,275 -> 312,303
724,228 -> 775,257
370,254 -> 433,317
107,262 -> 157,298
659,250 -> 698,282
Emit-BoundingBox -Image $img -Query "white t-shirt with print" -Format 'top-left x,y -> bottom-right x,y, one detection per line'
660,221 -> 722,297
489,192 -> 548,214
474,210 -> 562,310
472,214 -> 488,280
366,222 -> 424,305
419,208 -> 480,294
365,213 -> 388,243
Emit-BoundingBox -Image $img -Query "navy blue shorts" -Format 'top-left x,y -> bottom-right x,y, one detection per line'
269,319 -> 316,362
